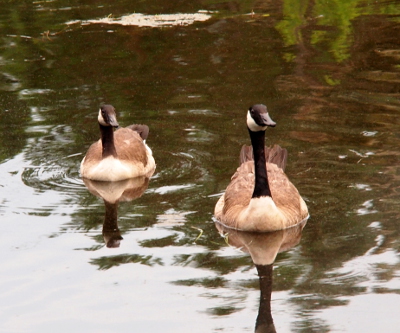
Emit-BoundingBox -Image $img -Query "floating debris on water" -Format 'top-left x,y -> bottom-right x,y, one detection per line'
66,11 -> 213,28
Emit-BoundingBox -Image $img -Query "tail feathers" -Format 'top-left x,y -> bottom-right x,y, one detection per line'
239,145 -> 253,165
126,124 -> 149,141
266,144 -> 288,171
239,144 -> 288,171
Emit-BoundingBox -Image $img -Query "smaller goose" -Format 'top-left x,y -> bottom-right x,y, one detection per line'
214,104 -> 308,232
80,105 -> 155,181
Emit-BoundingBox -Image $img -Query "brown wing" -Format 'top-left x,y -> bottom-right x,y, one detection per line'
219,161 -> 305,223
82,139 -> 102,164
83,127 -> 148,165
113,128 -> 148,164
239,144 -> 287,171
222,161 -> 254,216
266,163 -> 304,216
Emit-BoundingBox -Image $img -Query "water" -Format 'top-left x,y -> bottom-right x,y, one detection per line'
1,1 -> 400,332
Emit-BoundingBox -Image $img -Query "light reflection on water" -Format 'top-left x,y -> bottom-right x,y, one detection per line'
1,1 -> 400,332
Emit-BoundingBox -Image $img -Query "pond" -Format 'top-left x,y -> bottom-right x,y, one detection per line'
1,1 -> 400,332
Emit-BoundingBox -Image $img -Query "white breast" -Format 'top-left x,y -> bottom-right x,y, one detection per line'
236,196 -> 287,231
80,155 -> 155,181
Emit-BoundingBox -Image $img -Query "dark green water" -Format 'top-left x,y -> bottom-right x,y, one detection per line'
1,1 -> 400,332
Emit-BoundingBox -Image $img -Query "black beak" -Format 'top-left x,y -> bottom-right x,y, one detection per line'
107,114 -> 119,128
260,113 -> 276,127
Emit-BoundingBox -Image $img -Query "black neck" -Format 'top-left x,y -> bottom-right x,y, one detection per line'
249,129 -> 272,198
102,200 -> 123,248
103,200 -> 119,232
100,124 -> 117,158
255,264 -> 276,333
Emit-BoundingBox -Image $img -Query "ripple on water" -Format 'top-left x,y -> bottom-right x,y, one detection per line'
151,184 -> 198,195
188,109 -> 220,116
356,199 -> 378,215
156,208 -> 196,227
321,246 -> 399,293
21,164 -> 84,194
155,150 -> 210,182
18,88 -> 54,99
185,127 -> 218,143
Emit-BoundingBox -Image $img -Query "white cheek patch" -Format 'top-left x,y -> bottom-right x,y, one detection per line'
246,111 -> 267,131
98,109 -> 108,126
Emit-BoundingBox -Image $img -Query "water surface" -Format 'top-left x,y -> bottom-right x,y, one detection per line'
1,1 -> 400,332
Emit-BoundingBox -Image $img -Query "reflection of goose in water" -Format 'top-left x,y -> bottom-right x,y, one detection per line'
214,104 -> 308,232
215,219 -> 307,333
83,176 -> 151,247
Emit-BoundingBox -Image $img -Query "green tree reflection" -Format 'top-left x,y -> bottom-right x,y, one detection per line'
276,0 -> 400,63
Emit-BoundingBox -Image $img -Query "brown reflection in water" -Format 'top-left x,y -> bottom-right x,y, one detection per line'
271,5 -> 400,264
83,176 -> 151,247
272,4 -> 400,152
215,219 -> 307,332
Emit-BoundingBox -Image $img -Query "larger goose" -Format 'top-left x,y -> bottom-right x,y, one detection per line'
214,104 -> 308,232
80,105 -> 155,181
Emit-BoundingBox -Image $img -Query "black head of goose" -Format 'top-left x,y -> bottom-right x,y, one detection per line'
80,105 -> 156,181
214,104 -> 309,232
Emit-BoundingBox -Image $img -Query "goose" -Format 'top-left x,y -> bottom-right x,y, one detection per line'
80,105 -> 156,181
214,104 -> 309,232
